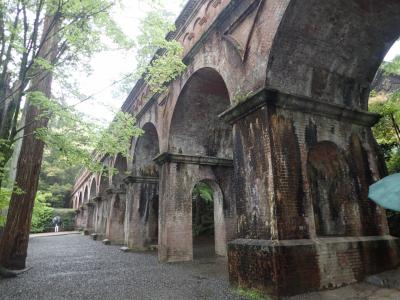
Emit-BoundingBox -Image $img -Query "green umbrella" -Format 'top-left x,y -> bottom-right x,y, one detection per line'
369,173 -> 400,211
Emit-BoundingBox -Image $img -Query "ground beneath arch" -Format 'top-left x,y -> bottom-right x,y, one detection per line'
0,234 -> 240,300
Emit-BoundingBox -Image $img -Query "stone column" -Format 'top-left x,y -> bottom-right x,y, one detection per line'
155,153 -> 235,263
106,187 -> 126,245
220,89 -> 400,297
85,201 -> 95,233
124,176 -> 159,250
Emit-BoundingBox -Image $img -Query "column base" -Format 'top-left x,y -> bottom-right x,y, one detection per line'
228,236 -> 400,299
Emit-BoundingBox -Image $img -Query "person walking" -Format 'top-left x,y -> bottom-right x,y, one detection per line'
52,215 -> 62,233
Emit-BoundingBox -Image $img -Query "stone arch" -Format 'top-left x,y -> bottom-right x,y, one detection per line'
168,67 -> 232,158
99,159 -> 110,196
89,177 -> 97,200
267,0 -> 400,109
73,195 -> 78,209
108,193 -> 126,244
307,141 -> 362,236
159,68 -> 235,262
112,153 -> 128,187
83,185 -> 89,204
133,122 -> 160,177
78,192 -> 83,207
126,122 -> 160,249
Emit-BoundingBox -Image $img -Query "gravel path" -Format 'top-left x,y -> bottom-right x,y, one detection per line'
0,234 -> 243,300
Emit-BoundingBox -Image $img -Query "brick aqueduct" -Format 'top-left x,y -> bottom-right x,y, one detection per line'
71,0 -> 400,297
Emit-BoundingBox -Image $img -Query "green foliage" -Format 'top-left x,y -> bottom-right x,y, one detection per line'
233,90 -> 254,105
193,182 -> 213,203
31,192 -> 54,233
236,288 -> 267,300
139,12 -> 186,93
369,92 -> 400,147
0,0 -> 135,188
133,2 -> 186,94
0,190 -> 10,227
387,148 -> 400,174
39,149 -> 78,208
381,55 -> 400,76
30,91 -> 143,175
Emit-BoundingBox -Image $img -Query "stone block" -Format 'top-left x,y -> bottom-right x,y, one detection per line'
90,233 -> 98,241
228,236 -> 400,299
102,239 -> 111,245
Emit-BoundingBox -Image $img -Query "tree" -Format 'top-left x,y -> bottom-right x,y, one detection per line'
0,0 -> 186,271
0,0 -> 133,187
0,0 -> 136,270
0,10 -> 60,269
370,56 -> 400,174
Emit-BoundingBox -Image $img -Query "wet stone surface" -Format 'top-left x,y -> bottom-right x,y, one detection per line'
0,234 -> 242,300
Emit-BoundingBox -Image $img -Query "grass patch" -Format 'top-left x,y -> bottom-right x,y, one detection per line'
235,288 -> 268,300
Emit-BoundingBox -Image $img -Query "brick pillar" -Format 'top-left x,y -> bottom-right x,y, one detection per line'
124,176 -> 159,250
220,89 -> 400,298
158,161 -> 193,262
85,201 -> 95,233
107,188 -> 126,244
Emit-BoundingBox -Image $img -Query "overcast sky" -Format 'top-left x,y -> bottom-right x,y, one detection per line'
71,2 -> 400,123
69,0 -> 185,123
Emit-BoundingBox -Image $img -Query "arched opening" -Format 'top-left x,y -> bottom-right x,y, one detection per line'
128,122 -> 160,249
89,177 -> 97,200
169,67 -> 232,158
112,153 -> 128,188
98,167 -> 109,196
78,192 -> 83,207
108,193 -> 126,244
133,122 -> 159,177
83,186 -> 89,204
158,68 -> 234,263
191,180 -> 226,259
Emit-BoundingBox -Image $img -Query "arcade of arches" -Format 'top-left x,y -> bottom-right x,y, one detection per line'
71,0 -> 400,298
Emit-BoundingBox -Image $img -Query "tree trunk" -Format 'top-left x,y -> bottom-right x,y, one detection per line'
0,14 -> 59,270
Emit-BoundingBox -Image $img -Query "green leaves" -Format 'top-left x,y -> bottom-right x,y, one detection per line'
30,191 -> 54,233
193,182 -> 214,203
381,55 -> 400,76
370,56 -> 400,175
29,91 -> 142,175
370,92 -> 400,146
136,7 -> 186,94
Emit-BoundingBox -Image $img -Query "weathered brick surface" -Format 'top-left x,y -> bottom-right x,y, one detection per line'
70,0 -> 400,297
125,181 -> 158,250
107,193 -> 126,244
229,236 -> 400,299
158,162 -> 235,262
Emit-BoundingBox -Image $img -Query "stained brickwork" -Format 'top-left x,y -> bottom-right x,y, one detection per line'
70,0 -> 400,298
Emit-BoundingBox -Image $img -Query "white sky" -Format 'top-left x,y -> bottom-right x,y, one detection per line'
70,0 -> 185,123
71,3 -> 400,123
